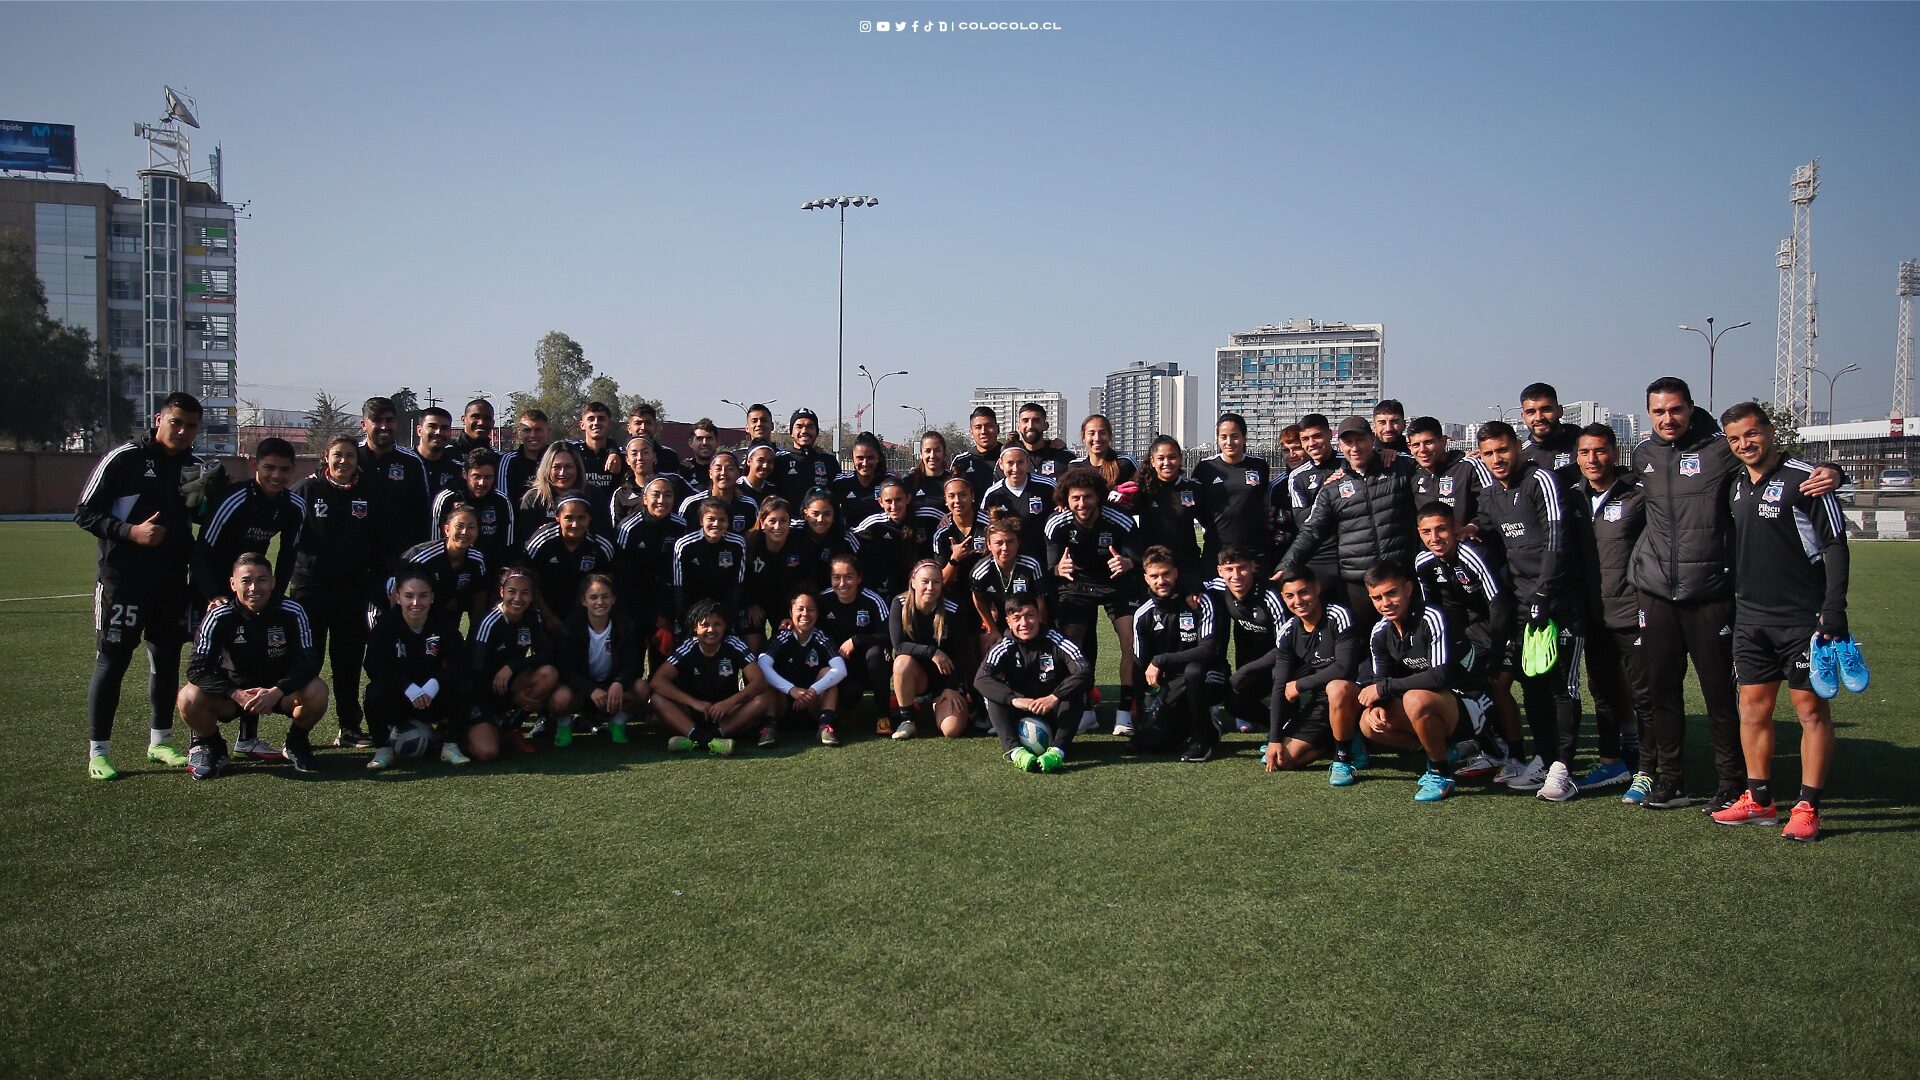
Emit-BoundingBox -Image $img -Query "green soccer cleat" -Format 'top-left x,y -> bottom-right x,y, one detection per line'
88,755 -> 119,781
146,742 -> 188,768
667,735 -> 697,753
609,722 -> 629,745
1036,747 -> 1066,773
1010,747 -> 1039,772
553,718 -> 574,748
707,737 -> 736,757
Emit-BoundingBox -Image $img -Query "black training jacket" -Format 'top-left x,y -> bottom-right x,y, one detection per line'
1280,453 -> 1421,583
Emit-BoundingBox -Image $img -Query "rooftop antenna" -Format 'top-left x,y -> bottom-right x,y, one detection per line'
133,86 -> 197,174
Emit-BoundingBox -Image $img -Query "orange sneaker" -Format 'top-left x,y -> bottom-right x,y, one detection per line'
874,716 -> 893,737
1711,791 -> 1779,826
1781,801 -> 1821,842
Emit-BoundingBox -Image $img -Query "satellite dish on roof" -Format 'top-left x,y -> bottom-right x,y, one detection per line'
165,87 -> 200,128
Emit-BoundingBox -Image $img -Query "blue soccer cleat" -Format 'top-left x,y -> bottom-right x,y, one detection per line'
1835,637 -> 1870,693
1328,760 -> 1356,787
1414,770 -> 1455,803
1808,634 -> 1840,699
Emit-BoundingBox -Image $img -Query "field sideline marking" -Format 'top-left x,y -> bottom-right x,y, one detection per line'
0,593 -> 88,602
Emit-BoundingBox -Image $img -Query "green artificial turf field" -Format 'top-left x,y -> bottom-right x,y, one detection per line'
1,520 -> 1916,1078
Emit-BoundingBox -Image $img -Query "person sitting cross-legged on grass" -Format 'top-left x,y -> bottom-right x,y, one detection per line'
552,572 -> 650,748
887,560 -> 972,740
1357,560 -> 1479,803
650,600 -> 770,756
756,590 -> 849,747
1254,567 -> 1363,780
974,591 -> 1091,773
469,567 -> 562,755
364,568 -> 470,769
178,552 -> 330,779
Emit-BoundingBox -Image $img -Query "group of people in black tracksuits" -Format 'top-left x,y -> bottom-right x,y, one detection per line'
74,377 -> 1853,837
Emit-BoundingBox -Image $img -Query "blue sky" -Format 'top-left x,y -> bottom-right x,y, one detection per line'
8,2 -> 1917,434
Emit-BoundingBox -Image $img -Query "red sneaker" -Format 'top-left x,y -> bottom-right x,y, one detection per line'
1711,790 -> 1779,826
1781,801 -> 1821,842
505,729 -> 538,755
873,716 -> 894,737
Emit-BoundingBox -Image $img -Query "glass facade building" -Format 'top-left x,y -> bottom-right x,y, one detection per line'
1213,320 -> 1385,447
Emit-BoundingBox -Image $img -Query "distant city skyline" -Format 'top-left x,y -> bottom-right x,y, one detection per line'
4,3 -> 1915,435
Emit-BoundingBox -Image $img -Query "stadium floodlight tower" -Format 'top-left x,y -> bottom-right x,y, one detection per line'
1894,260 -> 1918,420
1774,160 -> 1820,424
802,195 -> 879,456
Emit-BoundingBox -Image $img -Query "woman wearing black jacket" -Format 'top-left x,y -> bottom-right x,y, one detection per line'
552,573 -> 648,747
363,567 -> 470,769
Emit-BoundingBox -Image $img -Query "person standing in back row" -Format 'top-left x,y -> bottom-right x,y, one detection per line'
75,392 -> 208,780
1629,377 -> 1841,814
1710,402 -> 1849,842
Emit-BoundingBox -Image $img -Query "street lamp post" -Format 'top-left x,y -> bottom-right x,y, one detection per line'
899,403 -> 928,435
857,365 -> 908,437
720,397 -> 777,421
802,195 -> 879,455
1677,316 -> 1752,412
1810,362 -> 1860,462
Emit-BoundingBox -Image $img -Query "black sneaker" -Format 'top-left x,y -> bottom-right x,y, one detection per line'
186,741 -> 223,781
1643,780 -> 1691,809
282,733 -> 319,774
333,727 -> 373,749
1702,786 -> 1742,815
1179,739 -> 1216,763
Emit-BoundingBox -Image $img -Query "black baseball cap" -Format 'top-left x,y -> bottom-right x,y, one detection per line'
1336,415 -> 1372,439
790,408 -> 819,426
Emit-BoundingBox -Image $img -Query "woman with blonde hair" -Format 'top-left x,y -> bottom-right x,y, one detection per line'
517,441 -> 592,539
887,560 -> 971,740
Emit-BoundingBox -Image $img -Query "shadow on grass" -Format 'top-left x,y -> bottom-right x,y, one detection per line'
1677,713 -> 1920,837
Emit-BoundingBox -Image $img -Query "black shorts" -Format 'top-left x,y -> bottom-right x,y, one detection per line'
94,578 -> 190,651
1275,691 -> 1333,749
1451,690 -> 1494,741
1734,624 -> 1815,690
1057,587 -> 1139,626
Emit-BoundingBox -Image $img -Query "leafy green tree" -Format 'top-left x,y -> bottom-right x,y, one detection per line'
621,395 -> 666,424
0,228 -> 133,449
305,391 -> 352,452
1753,400 -> 1805,459
585,373 -> 622,417
389,387 -> 421,431
522,331 -> 594,439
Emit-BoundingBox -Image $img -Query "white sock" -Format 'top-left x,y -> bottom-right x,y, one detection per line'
611,711 -> 629,726
149,726 -> 172,747
1116,709 -> 1133,724
89,740 -> 111,759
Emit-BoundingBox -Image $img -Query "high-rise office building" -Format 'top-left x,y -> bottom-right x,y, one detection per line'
1214,319 -> 1384,447
969,387 -> 1069,437
2,166 -> 240,452
1099,361 -> 1198,459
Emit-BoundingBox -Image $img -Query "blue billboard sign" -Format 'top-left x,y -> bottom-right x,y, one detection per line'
0,121 -> 77,175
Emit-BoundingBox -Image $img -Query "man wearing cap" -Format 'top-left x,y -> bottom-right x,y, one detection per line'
1277,415 -> 1421,630
774,408 -> 841,506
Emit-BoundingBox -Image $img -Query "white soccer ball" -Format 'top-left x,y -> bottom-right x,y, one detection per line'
390,719 -> 435,758
1017,716 -> 1052,755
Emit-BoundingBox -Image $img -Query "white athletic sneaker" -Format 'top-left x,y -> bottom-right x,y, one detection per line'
1497,756 -> 1548,791
1537,760 -> 1578,802
891,719 -> 916,741
366,747 -> 395,771
440,742 -> 471,766
1111,710 -> 1135,737
1076,709 -> 1101,735
1454,748 -> 1501,780
234,737 -> 282,760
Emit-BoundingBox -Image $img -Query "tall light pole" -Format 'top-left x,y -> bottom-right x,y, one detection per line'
1677,316 -> 1752,411
1489,403 -> 1514,423
1810,361 -> 1860,462
899,403 -> 928,435
803,195 -> 878,455
857,364 -> 907,436
720,397 -> 776,421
